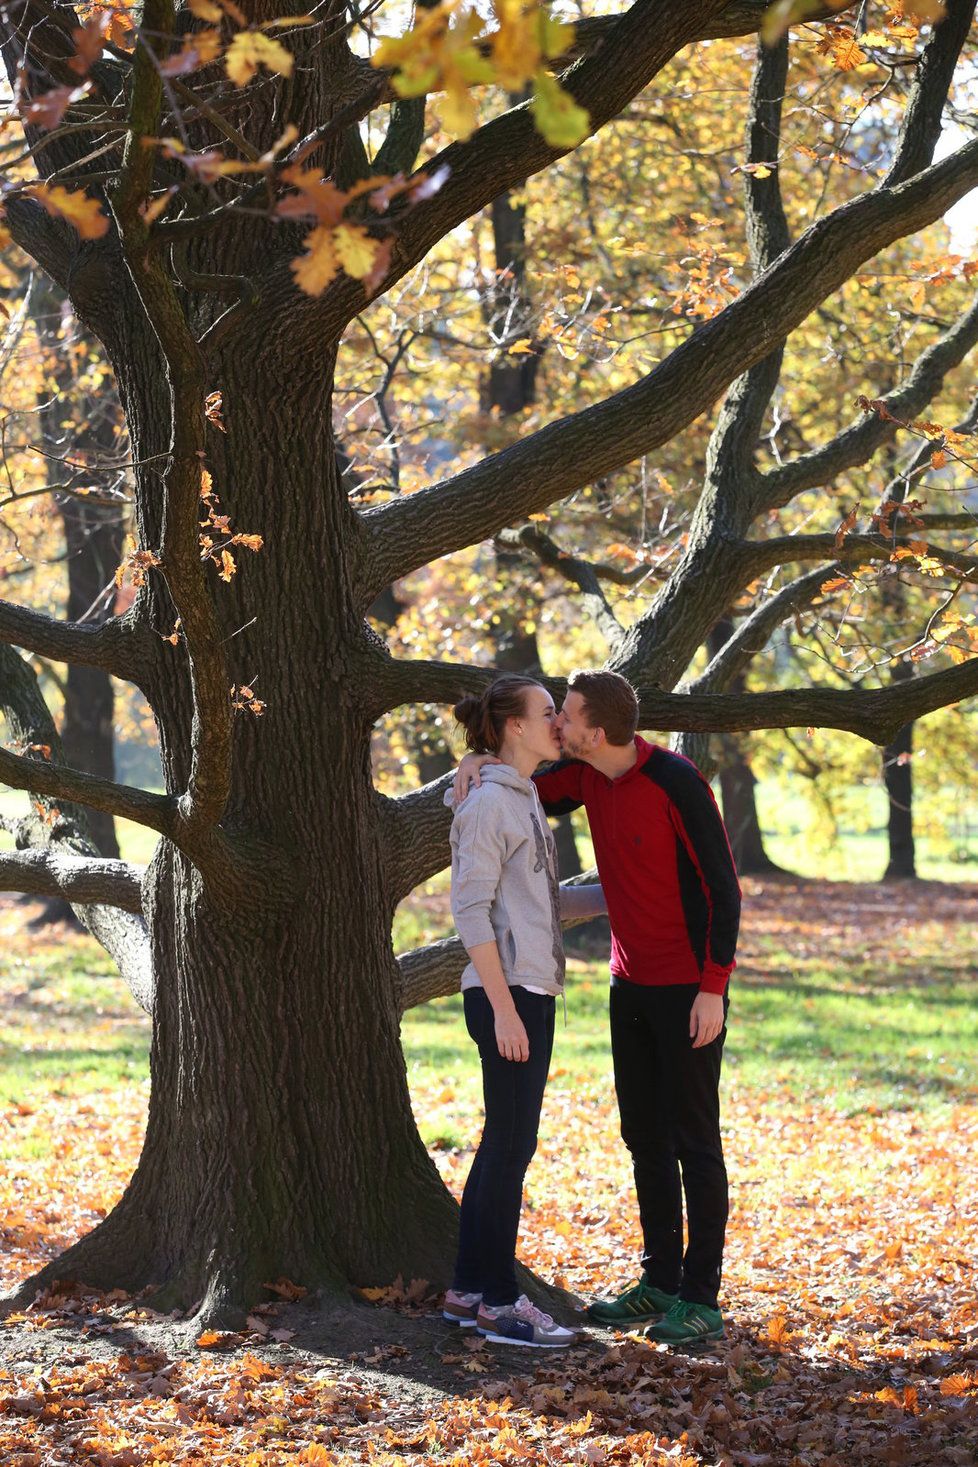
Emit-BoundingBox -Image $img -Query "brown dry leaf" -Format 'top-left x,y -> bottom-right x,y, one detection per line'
204,391 -> 226,431
263,1276 -> 308,1300
19,84 -> 89,130
833,504 -> 859,551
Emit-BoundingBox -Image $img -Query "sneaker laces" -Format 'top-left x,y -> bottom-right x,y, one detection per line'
513,1295 -> 555,1329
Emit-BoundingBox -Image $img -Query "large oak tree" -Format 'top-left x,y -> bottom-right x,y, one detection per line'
1,0 -> 977,1322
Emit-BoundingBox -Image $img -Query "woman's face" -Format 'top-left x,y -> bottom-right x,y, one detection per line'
511,686 -> 561,762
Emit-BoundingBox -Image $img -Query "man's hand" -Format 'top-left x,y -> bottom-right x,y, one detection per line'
495,1007 -> 530,1062
689,991 -> 725,1049
453,751 -> 500,802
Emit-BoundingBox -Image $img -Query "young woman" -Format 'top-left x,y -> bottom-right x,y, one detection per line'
440,675 -> 605,1348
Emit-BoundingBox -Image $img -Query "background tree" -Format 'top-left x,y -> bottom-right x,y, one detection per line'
1,0 -> 977,1324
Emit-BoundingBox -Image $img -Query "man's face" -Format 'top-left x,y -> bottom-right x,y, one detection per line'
555,690 -> 601,761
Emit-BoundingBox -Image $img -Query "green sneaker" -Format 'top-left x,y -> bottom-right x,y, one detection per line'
643,1298 -> 724,1345
587,1277 -> 679,1326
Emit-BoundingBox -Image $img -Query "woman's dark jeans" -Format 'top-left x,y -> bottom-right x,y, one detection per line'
452,985 -> 555,1306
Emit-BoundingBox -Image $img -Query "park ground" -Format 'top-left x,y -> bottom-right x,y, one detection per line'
0,876 -> 976,1466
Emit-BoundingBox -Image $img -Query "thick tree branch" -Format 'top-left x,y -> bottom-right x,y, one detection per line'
398,935 -> 463,1010
0,741 -> 178,834
703,33 -> 792,500
0,846 -> 144,912
111,0 -> 232,840
376,772 -> 453,903
369,651 -> 978,746
758,295 -> 978,510
361,136 -> 978,602
740,532 -> 978,581
0,601 -> 149,686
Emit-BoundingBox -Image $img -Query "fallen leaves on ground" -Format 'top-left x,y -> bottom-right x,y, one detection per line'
1,882 -> 976,1464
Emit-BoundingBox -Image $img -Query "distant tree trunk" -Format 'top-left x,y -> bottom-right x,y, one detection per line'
707,618 -> 786,876
58,495 -> 125,860
882,659 -> 916,880
34,290 -> 125,860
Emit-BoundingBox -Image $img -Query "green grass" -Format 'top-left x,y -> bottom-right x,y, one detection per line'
1,779 -> 975,1166
0,940 -> 150,1120
400,958 -> 977,1135
400,902 -> 978,1138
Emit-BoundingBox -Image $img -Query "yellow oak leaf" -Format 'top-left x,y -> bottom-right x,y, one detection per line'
334,222 -> 380,280
292,225 -> 339,295
225,30 -> 294,86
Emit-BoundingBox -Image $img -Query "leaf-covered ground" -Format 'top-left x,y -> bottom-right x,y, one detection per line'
1,879 -> 977,1466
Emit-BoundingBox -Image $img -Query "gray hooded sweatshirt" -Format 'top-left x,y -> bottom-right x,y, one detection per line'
444,764 -> 605,997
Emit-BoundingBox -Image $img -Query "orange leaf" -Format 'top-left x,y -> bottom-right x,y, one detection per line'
291,225 -> 339,296
27,183 -> 109,239
833,505 -> 859,551
69,11 -> 111,76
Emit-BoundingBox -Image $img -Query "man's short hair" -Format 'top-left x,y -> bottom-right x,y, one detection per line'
567,669 -> 639,746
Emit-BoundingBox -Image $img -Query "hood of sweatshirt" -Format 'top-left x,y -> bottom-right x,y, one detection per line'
443,762 -> 539,811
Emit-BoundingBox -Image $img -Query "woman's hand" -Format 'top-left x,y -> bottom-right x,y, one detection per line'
495,1007 -> 530,1063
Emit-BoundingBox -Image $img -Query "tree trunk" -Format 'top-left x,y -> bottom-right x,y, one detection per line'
717,737 -> 782,875
882,660 -> 916,880
22,358 -> 460,1325
704,617 -> 786,875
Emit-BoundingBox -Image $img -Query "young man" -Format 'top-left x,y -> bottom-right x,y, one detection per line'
455,669 -> 741,1344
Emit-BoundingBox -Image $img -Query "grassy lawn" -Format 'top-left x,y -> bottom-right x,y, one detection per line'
0,932 -> 147,1147
5,875 -> 973,1162
400,882 -> 978,1150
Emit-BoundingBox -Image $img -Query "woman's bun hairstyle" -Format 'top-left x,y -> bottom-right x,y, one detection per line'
453,675 -> 541,755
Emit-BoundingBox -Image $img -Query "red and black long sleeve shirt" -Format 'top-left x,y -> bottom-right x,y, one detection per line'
534,736 -> 741,994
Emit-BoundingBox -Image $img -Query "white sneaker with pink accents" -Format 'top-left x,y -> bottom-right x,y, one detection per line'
476,1294 -> 578,1348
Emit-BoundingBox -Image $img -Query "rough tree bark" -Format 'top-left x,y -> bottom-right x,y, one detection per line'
0,0 -> 977,1325
705,620 -> 787,876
